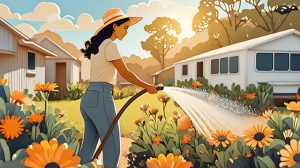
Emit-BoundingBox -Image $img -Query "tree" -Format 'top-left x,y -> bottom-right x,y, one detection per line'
141,17 -> 181,70
192,0 -> 249,46
244,0 -> 300,33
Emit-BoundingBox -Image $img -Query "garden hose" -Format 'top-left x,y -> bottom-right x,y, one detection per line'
91,86 -> 165,162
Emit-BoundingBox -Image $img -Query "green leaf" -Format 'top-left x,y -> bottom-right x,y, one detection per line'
152,143 -> 166,156
0,98 -> 6,117
196,144 -> 214,163
255,156 -> 276,168
12,148 -> 27,161
0,139 -> 11,162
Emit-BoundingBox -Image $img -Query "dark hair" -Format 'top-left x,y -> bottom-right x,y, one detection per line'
81,18 -> 130,60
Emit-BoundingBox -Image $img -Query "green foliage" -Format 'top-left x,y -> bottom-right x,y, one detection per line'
66,82 -> 85,100
163,76 -> 174,86
113,85 -> 142,100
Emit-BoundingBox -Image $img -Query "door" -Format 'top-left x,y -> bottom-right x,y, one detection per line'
197,62 -> 203,78
56,62 -> 66,89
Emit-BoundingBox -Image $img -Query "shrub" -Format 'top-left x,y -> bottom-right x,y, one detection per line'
65,82 -> 86,100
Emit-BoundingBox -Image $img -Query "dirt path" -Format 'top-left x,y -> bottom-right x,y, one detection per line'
92,137 -> 133,168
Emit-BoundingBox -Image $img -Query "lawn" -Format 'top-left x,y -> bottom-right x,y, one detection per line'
34,90 -> 185,137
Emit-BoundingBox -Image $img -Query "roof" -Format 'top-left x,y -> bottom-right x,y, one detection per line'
176,29 -> 300,64
0,17 -> 29,40
151,65 -> 175,76
37,37 -> 78,60
0,17 -> 57,57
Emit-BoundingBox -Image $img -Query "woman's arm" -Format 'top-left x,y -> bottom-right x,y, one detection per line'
111,58 -> 157,94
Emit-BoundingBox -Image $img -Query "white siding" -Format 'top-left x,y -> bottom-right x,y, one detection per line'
73,61 -> 80,83
45,59 -> 73,84
175,61 -> 196,84
204,50 -> 246,89
0,24 -> 14,51
1,36 -> 45,94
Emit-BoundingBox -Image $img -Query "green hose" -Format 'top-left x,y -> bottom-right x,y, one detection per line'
90,86 -> 164,162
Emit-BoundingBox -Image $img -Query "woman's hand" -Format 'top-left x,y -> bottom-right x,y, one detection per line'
145,84 -> 157,94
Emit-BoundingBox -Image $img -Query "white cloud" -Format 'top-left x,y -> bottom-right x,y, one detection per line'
40,19 -> 79,32
75,13 -> 103,30
0,3 -> 21,19
21,2 -> 60,21
127,0 -> 198,40
15,23 -> 37,38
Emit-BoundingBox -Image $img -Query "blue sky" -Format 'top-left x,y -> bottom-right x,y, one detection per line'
0,0 -> 265,58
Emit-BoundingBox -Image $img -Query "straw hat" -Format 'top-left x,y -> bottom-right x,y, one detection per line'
94,8 -> 142,35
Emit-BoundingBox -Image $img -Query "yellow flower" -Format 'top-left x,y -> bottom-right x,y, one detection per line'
284,101 -> 300,112
34,83 -> 59,92
192,81 -> 201,88
263,109 -> 273,118
178,116 -> 192,131
0,115 -> 25,140
24,138 -> 81,168
210,129 -> 237,148
245,92 -> 256,100
181,134 -> 192,144
146,153 -> 192,168
28,112 -> 44,125
243,124 -> 273,148
0,78 -> 7,85
152,136 -> 161,144
279,139 -> 300,167
157,94 -> 170,104
149,108 -> 159,115
10,90 -> 27,105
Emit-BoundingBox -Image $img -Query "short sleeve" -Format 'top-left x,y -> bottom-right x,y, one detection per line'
105,42 -> 122,61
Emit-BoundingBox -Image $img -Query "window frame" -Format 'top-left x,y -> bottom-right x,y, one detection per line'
210,59 -> 220,75
229,56 -> 239,74
255,52 -> 274,71
182,64 -> 188,76
27,51 -> 36,71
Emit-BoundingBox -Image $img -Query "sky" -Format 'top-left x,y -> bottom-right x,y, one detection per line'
0,0 -> 263,58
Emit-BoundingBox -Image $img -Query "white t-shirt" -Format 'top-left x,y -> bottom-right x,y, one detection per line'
90,38 -> 122,86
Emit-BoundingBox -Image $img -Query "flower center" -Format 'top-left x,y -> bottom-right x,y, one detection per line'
254,133 -> 265,141
218,136 -> 227,142
294,154 -> 300,162
45,162 -> 60,168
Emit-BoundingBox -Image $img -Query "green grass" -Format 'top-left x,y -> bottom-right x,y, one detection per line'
34,91 -> 185,137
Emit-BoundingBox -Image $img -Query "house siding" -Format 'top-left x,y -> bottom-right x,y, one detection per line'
0,24 -> 14,51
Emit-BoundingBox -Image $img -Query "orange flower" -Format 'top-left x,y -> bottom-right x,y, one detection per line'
10,90 -> 27,105
178,116 -> 192,131
279,139 -> 300,167
243,124 -> 273,148
0,78 -> 7,85
284,101 -> 300,112
192,81 -> 201,88
181,134 -> 192,144
146,153 -> 192,168
157,94 -> 170,103
212,90 -> 218,94
245,152 -> 252,158
28,112 -> 44,125
185,149 -> 190,156
24,138 -> 81,168
140,104 -> 150,112
152,136 -> 161,144
134,118 -> 141,126
245,92 -> 256,100
0,115 -> 25,140
34,82 -> 59,92
210,129 -> 237,148
149,108 -> 159,115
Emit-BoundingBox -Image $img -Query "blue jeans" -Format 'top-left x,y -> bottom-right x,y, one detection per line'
78,82 -> 120,167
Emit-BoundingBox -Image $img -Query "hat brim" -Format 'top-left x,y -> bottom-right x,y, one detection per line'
94,16 -> 143,36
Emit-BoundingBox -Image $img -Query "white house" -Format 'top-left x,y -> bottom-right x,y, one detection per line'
175,29 -> 300,95
0,17 -> 57,94
38,37 -> 81,89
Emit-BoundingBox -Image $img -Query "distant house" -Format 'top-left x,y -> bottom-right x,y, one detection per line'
0,17 -> 57,94
37,37 -> 81,89
151,65 -> 174,85
175,29 -> 300,95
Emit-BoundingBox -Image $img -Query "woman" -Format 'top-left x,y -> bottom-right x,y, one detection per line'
79,8 -> 157,167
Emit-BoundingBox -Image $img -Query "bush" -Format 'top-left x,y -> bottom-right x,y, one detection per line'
113,85 -> 142,100
65,82 -> 86,100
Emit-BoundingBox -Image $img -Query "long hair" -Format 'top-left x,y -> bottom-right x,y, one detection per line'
81,17 -> 130,60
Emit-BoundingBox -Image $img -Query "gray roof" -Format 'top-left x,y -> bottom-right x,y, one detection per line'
176,29 -> 300,64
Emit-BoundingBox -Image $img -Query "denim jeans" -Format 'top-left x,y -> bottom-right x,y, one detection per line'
78,82 -> 120,167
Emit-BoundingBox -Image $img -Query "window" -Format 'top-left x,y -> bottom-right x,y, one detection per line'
256,53 -> 273,71
291,54 -> 300,71
229,56 -> 239,73
211,59 -> 219,74
220,57 -> 228,74
28,52 -> 35,70
182,65 -> 188,75
274,53 -> 289,71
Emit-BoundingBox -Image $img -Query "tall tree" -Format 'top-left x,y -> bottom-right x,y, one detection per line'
244,0 -> 300,33
192,0 -> 249,46
141,17 -> 181,70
